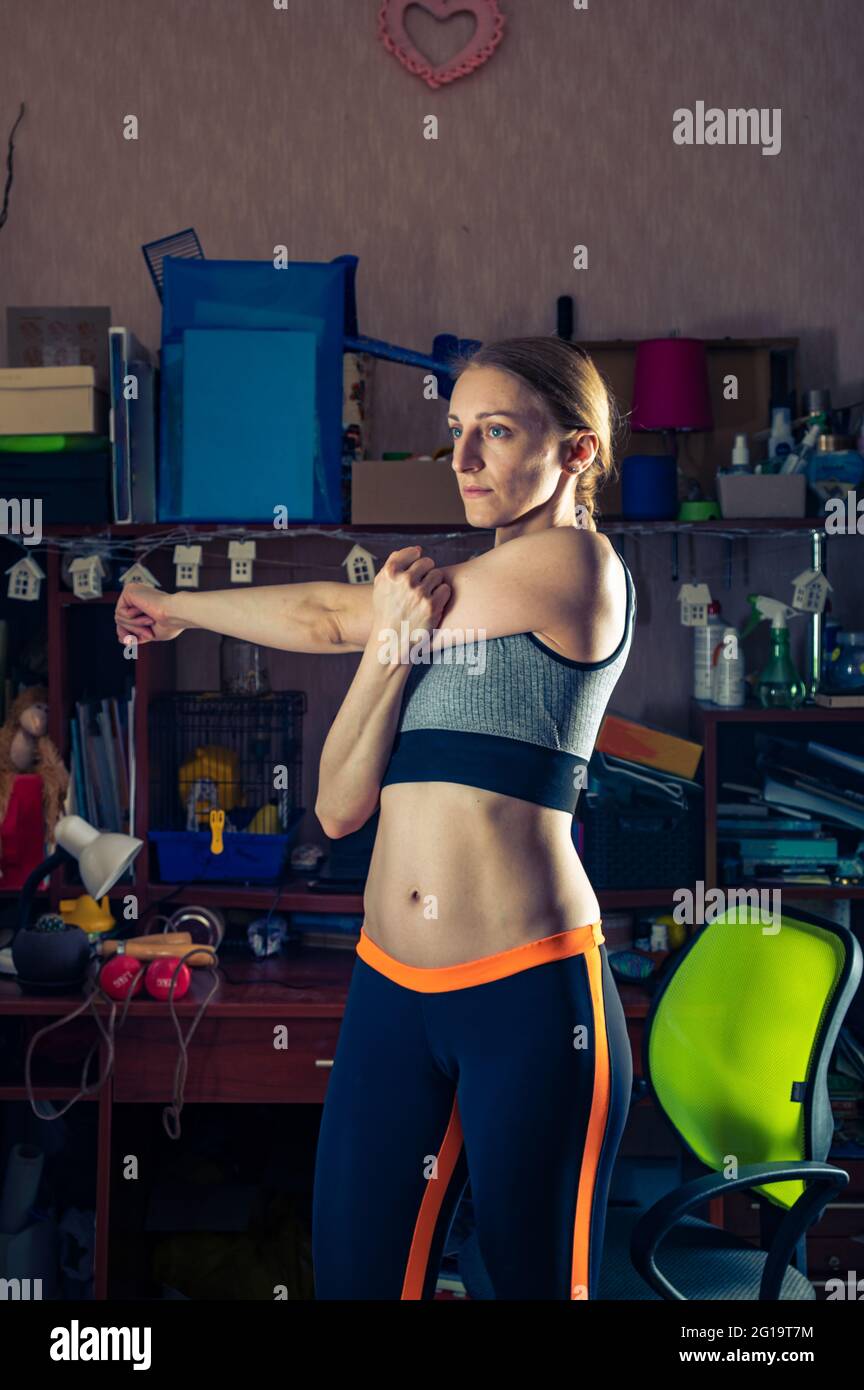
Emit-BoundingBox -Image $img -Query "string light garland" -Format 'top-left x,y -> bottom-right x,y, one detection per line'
1,525 -> 489,583
1,520 -> 832,600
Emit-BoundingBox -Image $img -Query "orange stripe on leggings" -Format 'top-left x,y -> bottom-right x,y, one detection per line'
401,1098 -> 464,1299
357,920 -> 605,993
571,944 -> 610,1300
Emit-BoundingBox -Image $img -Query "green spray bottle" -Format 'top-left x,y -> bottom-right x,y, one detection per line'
740,595 -> 807,708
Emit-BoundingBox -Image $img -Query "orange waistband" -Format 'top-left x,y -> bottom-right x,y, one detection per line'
355,920 -> 605,993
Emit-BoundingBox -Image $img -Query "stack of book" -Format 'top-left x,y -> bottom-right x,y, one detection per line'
718,735 -> 864,885
68,695 -> 133,833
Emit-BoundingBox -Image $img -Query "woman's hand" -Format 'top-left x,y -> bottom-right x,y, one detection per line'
115,583 -> 187,647
371,546 -> 451,641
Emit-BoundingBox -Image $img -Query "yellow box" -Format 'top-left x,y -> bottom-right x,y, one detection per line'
596,715 -> 703,779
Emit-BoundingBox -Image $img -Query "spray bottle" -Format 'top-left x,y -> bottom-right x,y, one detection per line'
740,596 -> 807,708
779,423 -> 821,476
767,407 -> 795,469
693,600 -> 725,699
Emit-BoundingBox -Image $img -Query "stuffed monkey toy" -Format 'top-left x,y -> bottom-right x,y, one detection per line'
0,686 -> 70,870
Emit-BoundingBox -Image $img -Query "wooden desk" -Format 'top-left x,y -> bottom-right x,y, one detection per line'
0,947 -> 653,1299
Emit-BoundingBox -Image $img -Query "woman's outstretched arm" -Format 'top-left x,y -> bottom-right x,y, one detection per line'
114,578 -> 374,654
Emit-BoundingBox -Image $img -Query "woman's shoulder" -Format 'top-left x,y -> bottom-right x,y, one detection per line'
527,528 -> 629,664
519,526 -> 623,592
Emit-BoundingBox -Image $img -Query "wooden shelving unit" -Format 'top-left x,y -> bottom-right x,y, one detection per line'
692,700 -> 864,892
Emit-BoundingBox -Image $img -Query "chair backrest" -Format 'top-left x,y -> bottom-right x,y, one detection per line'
644,903 -> 862,1210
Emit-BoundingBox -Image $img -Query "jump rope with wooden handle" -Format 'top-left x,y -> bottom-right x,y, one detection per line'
96,932 -> 215,966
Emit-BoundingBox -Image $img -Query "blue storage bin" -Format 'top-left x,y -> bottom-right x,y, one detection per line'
159,258 -> 347,521
150,810 -> 303,883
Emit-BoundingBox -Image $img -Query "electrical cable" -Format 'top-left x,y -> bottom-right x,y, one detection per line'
24,944 -> 222,1141
158,945 -> 220,1140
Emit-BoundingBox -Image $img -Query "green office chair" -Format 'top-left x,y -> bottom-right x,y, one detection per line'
599,904 -> 862,1299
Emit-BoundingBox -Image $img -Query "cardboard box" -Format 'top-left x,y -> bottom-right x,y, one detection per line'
717,472 -> 806,518
0,366 -> 108,435
351,458 -> 466,524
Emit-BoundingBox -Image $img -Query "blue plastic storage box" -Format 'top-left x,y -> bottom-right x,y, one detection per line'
150,810 -> 303,883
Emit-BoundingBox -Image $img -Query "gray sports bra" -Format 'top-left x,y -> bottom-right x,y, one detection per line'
380,548 -> 636,813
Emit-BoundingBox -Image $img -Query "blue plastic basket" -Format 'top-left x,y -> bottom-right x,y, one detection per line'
150,810 -> 304,883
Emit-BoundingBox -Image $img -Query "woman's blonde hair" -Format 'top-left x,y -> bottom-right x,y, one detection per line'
449,336 -> 621,530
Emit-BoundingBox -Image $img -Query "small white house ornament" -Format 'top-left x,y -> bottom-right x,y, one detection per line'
342,544 -> 376,585
119,561 -> 161,589
228,540 -> 256,584
68,554 -> 108,600
173,543 -> 203,588
678,582 -> 713,626
5,554 -> 46,601
791,569 -> 832,614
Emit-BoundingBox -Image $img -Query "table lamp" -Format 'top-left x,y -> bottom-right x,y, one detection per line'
10,815 -> 143,993
624,337 -> 714,519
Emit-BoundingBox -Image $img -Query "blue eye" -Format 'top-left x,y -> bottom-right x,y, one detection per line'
448,423 -> 510,440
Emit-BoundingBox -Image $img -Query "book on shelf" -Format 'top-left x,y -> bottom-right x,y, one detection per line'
109,326 -> 157,523
722,864 -> 835,885
716,816 -> 819,832
719,836 -> 839,861
69,695 -> 131,833
763,775 -> 864,831
756,874 -> 834,884
806,740 -> 864,779
813,692 -> 864,708
738,858 -> 838,873
755,733 -> 864,800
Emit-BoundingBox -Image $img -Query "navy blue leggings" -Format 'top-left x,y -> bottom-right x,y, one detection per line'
312,920 -> 633,1300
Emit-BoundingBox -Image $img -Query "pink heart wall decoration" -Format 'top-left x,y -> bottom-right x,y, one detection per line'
378,0 -> 506,90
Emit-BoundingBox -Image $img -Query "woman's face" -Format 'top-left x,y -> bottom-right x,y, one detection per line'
446,365 -> 595,529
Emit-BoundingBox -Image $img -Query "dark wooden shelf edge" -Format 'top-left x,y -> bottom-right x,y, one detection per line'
0,1085 -> 98,1100
598,890 -> 680,908
720,884 -> 864,899
145,882 -> 366,912
49,882 -> 863,912
36,517 -> 829,539
694,700 -> 864,722
143,884 -> 682,911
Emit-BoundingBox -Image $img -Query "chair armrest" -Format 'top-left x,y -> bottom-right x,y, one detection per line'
631,1160 -> 849,1300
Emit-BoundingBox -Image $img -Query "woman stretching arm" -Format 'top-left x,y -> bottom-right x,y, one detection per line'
114,572 -> 375,653
314,547 -> 450,837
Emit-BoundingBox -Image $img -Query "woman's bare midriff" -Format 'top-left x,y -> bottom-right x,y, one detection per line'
362,781 -> 601,968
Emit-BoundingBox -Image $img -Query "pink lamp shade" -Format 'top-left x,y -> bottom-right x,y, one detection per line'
630,338 -> 713,432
